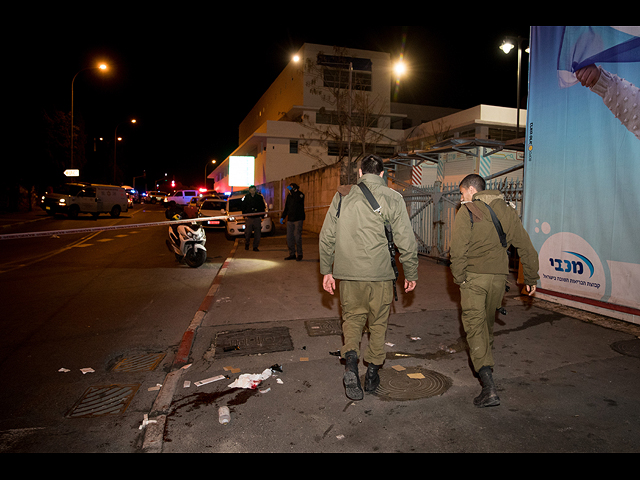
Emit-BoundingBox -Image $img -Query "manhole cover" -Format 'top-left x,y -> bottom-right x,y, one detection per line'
305,318 -> 342,337
111,353 -> 166,372
373,367 -> 452,401
66,384 -> 140,419
214,327 -> 294,358
611,339 -> 640,358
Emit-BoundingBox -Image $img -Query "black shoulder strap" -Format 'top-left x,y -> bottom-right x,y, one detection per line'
357,183 -> 381,214
474,200 -> 507,249
467,201 -> 507,249
358,183 -> 399,299
486,203 -> 507,249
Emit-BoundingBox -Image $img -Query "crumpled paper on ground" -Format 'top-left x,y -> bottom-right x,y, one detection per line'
228,368 -> 272,390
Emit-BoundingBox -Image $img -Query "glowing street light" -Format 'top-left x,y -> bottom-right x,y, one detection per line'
394,60 -> 407,78
204,159 -> 217,188
500,41 -> 515,55
500,36 -> 529,138
71,63 -> 109,169
114,119 -> 138,184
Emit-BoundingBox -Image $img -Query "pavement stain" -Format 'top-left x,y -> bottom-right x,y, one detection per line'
162,388 -> 259,443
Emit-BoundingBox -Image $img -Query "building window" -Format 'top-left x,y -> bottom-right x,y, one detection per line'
317,54 -> 373,92
327,142 -> 396,158
488,128 -> 517,142
290,140 -> 299,154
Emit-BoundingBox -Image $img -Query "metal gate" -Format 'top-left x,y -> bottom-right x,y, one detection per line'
396,177 -> 524,261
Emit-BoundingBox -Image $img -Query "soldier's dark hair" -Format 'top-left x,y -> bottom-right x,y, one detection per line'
460,174 -> 486,192
360,154 -> 384,175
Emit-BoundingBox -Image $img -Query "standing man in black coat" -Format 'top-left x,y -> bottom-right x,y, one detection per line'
281,183 -> 306,261
242,185 -> 266,252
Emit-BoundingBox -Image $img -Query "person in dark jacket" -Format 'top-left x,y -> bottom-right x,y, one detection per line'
241,186 -> 266,251
281,183 -> 306,261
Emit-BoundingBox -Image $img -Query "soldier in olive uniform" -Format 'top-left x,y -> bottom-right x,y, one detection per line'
451,174 -> 539,408
320,155 -> 418,401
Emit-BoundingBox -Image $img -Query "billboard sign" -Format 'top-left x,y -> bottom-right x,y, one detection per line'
525,26 -> 640,317
228,156 -> 255,187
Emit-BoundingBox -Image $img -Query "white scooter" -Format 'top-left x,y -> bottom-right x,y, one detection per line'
165,210 -> 207,268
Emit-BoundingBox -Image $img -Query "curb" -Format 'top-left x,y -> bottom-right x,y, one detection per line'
142,239 -> 239,453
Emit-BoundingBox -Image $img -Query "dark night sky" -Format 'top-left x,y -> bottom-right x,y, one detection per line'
14,19 -> 531,190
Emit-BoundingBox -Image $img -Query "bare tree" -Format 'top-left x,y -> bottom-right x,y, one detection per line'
299,46 -> 391,185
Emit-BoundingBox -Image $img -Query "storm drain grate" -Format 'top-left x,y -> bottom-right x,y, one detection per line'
66,384 -> 140,419
305,318 -> 342,337
111,353 -> 166,373
611,339 -> 640,359
214,327 -> 294,359
373,367 -> 452,402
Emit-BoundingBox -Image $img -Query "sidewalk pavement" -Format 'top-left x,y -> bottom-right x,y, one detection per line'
5,209 -> 637,452
149,233 -> 640,453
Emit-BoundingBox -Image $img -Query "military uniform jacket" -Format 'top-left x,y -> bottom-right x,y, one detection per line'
450,190 -> 540,286
319,174 -> 418,282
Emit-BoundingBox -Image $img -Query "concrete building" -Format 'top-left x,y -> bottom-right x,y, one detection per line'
210,43 -> 407,194
210,43 -> 527,194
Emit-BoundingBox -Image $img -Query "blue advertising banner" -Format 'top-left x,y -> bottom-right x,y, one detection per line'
525,26 -> 640,317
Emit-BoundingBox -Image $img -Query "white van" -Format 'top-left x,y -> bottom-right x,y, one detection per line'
41,183 -> 129,219
166,189 -> 199,206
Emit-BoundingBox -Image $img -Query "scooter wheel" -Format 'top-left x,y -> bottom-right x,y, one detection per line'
184,248 -> 207,268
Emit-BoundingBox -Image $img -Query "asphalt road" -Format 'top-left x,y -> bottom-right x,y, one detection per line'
0,205 -> 234,452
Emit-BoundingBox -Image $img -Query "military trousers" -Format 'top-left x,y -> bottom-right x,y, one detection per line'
459,272 -> 507,373
339,280 -> 394,366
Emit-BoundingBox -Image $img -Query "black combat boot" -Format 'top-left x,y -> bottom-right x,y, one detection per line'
343,351 -> 364,401
474,366 -> 501,408
365,363 -> 381,393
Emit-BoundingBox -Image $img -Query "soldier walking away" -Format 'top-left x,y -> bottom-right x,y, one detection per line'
320,154 -> 418,401
450,174 -> 539,408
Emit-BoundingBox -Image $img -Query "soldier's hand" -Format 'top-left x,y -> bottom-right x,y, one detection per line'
323,274 -> 336,295
404,280 -> 417,293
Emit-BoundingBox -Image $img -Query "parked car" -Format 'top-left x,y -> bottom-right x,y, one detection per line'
121,186 -> 140,203
198,199 -> 227,229
145,191 -> 169,204
184,195 -> 220,218
166,189 -> 198,206
224,191 -> 273,239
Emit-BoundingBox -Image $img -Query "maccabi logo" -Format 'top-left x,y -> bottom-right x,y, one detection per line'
549,251 -> 595,278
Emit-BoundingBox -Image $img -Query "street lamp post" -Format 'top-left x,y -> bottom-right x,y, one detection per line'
114,119 -> 137,184
71,64 -> 107,169
204,160 -> 216,189
500,37 -> 528,139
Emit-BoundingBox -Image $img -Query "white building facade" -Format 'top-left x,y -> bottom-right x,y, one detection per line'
211,43 -> 527,193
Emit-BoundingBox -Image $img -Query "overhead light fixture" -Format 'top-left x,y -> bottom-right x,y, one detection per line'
500,41 -> 515,55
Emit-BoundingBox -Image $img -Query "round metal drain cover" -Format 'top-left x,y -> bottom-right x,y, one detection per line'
373,367 -> 452,401
611,339 -> 640,358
